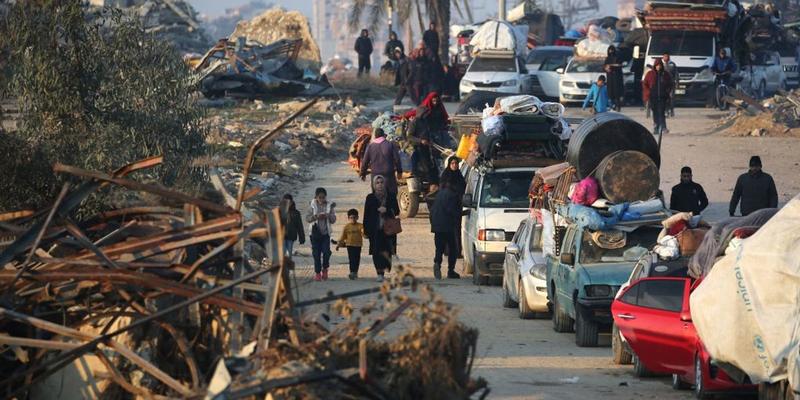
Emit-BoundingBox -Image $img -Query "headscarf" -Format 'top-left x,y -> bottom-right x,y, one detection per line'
607,45 -> 616,56
372,174 -> 387,203
403,92 -> 449,121
653,57 -> 664,71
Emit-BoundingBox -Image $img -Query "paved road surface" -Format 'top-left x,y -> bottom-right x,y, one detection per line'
285,105 -> 798,399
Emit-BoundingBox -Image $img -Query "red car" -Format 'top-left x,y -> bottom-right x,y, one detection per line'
612,276 -> 757,398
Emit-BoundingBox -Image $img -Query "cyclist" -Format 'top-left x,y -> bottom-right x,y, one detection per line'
711,48 -> 736,109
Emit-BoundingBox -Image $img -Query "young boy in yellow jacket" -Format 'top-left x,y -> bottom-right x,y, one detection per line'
336,209 -> 366,280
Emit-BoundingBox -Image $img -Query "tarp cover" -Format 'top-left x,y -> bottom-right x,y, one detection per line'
690,195 -> 800,389
470,20 -> 529,55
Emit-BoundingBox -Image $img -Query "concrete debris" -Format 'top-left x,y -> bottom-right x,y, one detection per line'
193,37 -> 329,100
719,88 -> 800,137
91,0 -> 211,54
201,0 -> 272,43
230,7 -> 322,71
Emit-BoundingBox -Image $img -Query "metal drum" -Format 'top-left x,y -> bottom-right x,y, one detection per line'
595,150 -> 660,203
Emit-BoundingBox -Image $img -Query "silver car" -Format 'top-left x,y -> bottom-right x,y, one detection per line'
502,216 -> 550,319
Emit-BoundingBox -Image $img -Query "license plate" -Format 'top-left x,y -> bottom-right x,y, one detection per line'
675,89 -> 686,95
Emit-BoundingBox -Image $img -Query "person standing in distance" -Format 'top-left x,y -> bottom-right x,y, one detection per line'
354,29 -> 373,77
669,166 -> 709,215
729,156 -> 778,216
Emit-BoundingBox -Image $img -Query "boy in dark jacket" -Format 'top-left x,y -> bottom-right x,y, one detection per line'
429,181 -> 461,280
279,194 -> 305,257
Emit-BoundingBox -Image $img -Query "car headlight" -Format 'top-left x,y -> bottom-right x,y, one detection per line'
696,67 -> 713,81
561,81 -> 576,88
478,229 -> 505,241
502,79 -> 518,87
530,263 -> 547,279
585,284 -> 612,298
461,80 -> 474,87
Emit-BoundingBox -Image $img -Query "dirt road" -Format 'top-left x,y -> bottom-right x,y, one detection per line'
285,105 -> 797,399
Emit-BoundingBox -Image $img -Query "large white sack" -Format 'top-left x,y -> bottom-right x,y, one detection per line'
690,195 -> 800,388
470,20 -> 528,55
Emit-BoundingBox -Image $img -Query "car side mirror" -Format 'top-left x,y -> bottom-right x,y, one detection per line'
680,311 -> 692,322
556,67 -> 564,74
506,243 -> 521,256
560,252 -> 575,265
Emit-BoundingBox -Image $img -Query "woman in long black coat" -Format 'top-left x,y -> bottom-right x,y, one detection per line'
604,45 -> 625,111
363,175 -> 400,282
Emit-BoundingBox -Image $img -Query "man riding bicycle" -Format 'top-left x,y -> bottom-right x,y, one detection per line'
711,48 -> 736,109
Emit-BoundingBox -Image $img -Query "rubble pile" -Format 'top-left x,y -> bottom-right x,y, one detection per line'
201,97 -> 369,208
230,8 -> 322,71
94,0 -> 211,54
719,89 -> 800,137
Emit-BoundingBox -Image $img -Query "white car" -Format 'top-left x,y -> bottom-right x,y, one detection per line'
459,50 -> 532,98
461,166 -> 536,285
502,216 -> 550,319
778,46 -> 799,89
525,46 -> 573,100
739,51 -> 788,98
558,57 -> 606,105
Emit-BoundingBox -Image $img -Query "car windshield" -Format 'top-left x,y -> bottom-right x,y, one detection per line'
479,171 -> 534,208
527,49 -> 571,71
469,57 -> 517,73
566,59 -> 605,73
648,31 -> 714,57
579,227 -> 661,264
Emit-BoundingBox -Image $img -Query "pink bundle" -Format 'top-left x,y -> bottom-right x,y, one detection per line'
571,177 -> 599,206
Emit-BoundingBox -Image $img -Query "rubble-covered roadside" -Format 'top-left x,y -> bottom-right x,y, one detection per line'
717,89 -> 800,137
198,96 -> 373,208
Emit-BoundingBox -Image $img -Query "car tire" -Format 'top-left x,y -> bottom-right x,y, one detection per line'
502,278 -> 517,308
472,250 -> 488,286
673,374 -> 691,390
634,355 -> 654,378
397,186 -> 419,218
694,355 -> 709,399
612,324 -> 633,365
552,290 -> 574,333
518,279 -> 535,319
575,306 -> 599,347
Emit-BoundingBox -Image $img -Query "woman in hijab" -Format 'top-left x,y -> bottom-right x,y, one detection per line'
604,45 -> 625,111
363,175 -> 400,282
404,92 -> 449,185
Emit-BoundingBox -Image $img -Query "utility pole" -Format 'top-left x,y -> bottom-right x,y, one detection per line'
499,0 -> 506,20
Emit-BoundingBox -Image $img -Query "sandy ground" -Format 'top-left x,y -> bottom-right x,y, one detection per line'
282,104 -> 798,399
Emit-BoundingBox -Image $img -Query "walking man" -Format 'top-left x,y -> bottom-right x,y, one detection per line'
642,58 -> 673,134
729,156 -> 778,216
429,180 -> 461,280
354,29 -> 373,77
423,22 -> 440,60
359,128 -> 403,195
670,166 -> 709,215
662,52 -> 678,117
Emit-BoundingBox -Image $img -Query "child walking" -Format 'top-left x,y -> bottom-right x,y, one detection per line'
582,75 -> 610,114
279,194 -> 304,257
336,209 -> 365,280
305,187 -> 336,281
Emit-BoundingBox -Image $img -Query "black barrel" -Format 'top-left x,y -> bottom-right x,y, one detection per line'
595,150 -> 660,203
567,112 -> 659,179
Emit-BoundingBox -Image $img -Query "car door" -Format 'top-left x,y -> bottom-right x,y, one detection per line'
553,226 -> 577,313
504,220 -> 528,301
462,171 -> 481,265
538,54 -> 570,98
612,277 -> 694,374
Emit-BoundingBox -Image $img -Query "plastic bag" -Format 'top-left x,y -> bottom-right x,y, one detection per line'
481,115 -> 504,136
653,235 -> 680,260
571,177 -> 599,206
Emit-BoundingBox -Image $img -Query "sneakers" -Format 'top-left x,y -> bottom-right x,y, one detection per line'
447,270 -> 461,279
348,272 -> 357,280
433,263 -> 442,280
321,269 -> 328,280
313,273 -> 322,281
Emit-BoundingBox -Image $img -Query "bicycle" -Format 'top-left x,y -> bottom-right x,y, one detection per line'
714,72 -> 732,111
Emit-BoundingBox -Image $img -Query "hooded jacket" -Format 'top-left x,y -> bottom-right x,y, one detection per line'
642,59 -> 674,102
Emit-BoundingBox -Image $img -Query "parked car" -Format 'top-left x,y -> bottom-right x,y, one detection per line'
462,166 -> 536,285
778,43 -> 799,89
525,46 -> 573,100
558,57 -> 606,105
502,217 -> 549,319
546,222 -> 660,346
740,51 -> 787,98
612,276 -> 757,398
459,49 -> 532,98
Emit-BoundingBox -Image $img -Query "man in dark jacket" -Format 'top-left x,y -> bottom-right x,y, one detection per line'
359,128 -> 402,195
423,22 -> 440,60
729,156 -> 779,216
662,52 -> 678,117
430,180 -> 461,280
393,49 -> 416,105
670,166 -> 709,215
642,58 -> 673,135
384,31 -> 404,64
354,29 -> 373,77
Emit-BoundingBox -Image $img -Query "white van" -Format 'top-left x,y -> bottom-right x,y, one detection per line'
644,30 -> 718,104
461,165 -> 536,285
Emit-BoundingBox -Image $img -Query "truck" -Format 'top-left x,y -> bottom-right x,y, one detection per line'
640,1 -> 733,104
